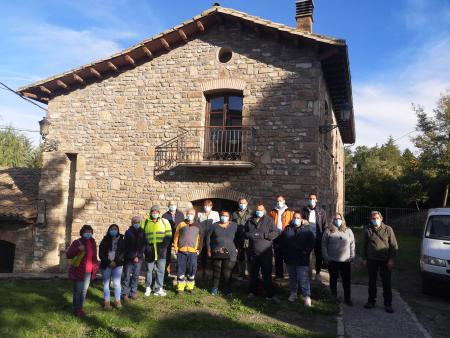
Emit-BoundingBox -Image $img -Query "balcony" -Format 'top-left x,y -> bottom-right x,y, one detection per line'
155,126 -> 255,172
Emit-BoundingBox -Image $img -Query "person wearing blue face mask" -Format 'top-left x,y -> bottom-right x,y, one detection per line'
232,197 -> 252,280
362,211 -> 398,313
322,213 -> 355,306
66,224 -> 99,317
281,211 -> 315,307
99,224 -> 125,310
162,201 -> 185,278
122,216 -> 146,302
245,203 -> 280,303
206,210 -> 238,297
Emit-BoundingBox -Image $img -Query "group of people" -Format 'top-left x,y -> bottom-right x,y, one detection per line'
66,194 -> 399,318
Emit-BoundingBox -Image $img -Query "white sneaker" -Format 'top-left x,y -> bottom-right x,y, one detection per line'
304,296 -> 312,307
316,273 -> 322,283
144,287 -> 152,297
288,293 -> 297,302
154,289 -> 167,297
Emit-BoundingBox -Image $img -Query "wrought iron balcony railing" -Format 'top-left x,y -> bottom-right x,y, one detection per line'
155,126 -> 254,171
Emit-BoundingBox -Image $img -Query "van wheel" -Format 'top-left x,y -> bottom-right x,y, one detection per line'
421,275 -> 433,295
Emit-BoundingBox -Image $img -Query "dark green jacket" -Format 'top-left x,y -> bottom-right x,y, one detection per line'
362,223 -> 398,261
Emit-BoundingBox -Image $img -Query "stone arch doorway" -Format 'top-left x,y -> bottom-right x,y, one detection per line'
0,240 -> 16,273
192,198 -> 238,214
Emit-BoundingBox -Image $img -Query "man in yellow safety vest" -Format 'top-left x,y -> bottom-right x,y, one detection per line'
141,205 -> 172,297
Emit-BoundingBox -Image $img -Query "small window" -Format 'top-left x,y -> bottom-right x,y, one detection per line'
218,47 -> 233,63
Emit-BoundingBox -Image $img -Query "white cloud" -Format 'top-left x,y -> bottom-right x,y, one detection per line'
353,29 -> 450,151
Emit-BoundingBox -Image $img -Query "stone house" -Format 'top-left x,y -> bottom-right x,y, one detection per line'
13,1 -> 355,272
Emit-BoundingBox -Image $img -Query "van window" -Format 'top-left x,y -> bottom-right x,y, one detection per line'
425,215 -> 450,240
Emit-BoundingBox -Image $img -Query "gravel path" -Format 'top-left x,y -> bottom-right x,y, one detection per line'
338,283 -> 431,338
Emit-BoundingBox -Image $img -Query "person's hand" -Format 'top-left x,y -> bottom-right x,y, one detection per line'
110,261 -> 116,268
387,259 -> 395,269
78,244 -> 85,251
207,250 -> 211,257
133,257 -> 139,263
362,260 -> 367,268
196,250 -> 200,255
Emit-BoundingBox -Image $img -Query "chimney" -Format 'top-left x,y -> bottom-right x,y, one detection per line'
295,0 -> 314,33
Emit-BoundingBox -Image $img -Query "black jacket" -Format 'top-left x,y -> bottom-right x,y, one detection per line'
123,227 -> 146,261
302,206 -> 327,240
162,210 -> 185,236
99,234 -> 125,269
281,223 -> 315,266
245,215 -> 278,257
232,208 -> 252,249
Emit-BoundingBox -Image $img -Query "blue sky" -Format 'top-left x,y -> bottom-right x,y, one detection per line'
1,0 -> 449,150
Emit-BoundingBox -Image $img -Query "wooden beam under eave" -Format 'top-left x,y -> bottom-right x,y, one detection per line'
56,79 -> 68,90
178,29 -> 188,42
142,46 -> 153,59
40,86 -> 52,94
125,54 -> 136,67
41,97 -> 49,102
160,38 -> 170,50
196,20 -> 205,33
22,92 -> 38,99
254,26 -> 261,36
73,73 -> 84,84
90,67 -> 102,79
107,61 -> 119,72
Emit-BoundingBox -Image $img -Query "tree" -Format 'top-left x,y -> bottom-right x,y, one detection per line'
412,89 -> 450,206
0,127 -> 43,168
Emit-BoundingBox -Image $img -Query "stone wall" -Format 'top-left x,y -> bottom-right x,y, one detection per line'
35,24 -> 345,271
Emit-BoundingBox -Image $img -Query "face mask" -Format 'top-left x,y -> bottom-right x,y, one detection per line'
133,223 -> 140,229
255,210 -> 264,218
308,200 -> 316,208
83,233 -> 92,239
239,203 -> 247,210
151,213 -> 159,219
293,219 -> 301,226
169,205 -> 177,212
187,214 -> 195,222
220,216 -> 229,223
371,219 -> 381,227
277,201 -> 285,208
335,219 -> 342,227
109,229 -> 118,237
204,206 -> 212,212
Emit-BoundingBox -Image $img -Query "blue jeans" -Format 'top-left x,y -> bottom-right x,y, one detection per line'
73,272 -> 91,311
102,266 -> 123,301
122,261 -> 142,297
287,265 -> 310,297
146,259 -> 166,290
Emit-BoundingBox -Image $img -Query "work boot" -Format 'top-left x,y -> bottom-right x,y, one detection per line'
114,300 -> 122,309
364,301 -> 375,309
122,295 -> 129,303
103,301 -> 112,310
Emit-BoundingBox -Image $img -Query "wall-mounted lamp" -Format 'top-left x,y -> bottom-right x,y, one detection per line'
35,199 -> 47,227
319,102 -> 352,134
39,117 -> 59,152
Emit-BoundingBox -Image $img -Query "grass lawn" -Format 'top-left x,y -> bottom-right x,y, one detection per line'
0,278 -> 337,338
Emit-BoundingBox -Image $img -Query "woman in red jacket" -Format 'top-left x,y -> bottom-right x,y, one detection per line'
66,224 -> 99,317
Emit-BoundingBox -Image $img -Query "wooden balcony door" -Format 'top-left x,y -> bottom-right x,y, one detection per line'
206,93 -> 243,160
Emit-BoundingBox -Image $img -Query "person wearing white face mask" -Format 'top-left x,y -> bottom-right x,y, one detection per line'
173,209 -> 203,293
302,193 -> 327,283
232,198 -> 252,279
197,200 -> 220,278
269,195 -> 294,280
322,213 -> 355,306
362,211 -> 398,313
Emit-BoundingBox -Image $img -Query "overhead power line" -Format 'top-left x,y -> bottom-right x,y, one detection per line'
0,80 -> 48,112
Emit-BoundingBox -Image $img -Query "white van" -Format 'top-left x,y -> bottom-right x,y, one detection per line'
420,208 -> 450,293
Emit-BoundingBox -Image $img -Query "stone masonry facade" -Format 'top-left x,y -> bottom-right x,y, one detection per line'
32,24 -> 344,271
